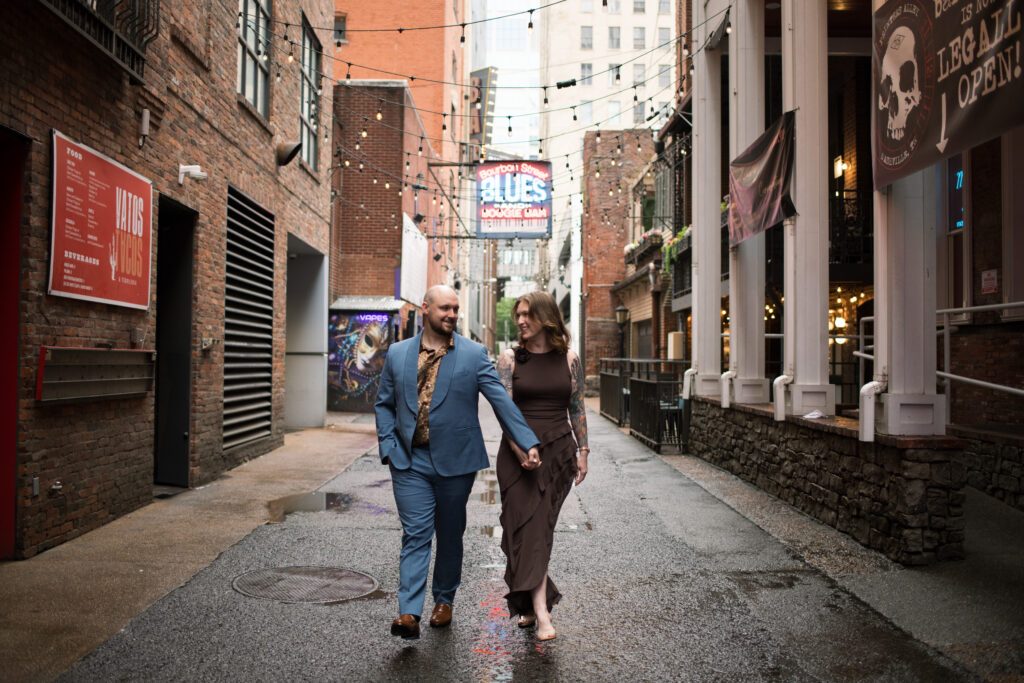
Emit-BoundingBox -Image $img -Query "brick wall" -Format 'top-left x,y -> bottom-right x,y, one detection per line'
581,130 -> 655,376
3,0 -> 333,557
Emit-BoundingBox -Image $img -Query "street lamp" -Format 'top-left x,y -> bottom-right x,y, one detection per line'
614,305 -> 629,358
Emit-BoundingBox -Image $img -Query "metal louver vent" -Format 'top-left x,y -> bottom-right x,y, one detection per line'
223,186 -> 275,450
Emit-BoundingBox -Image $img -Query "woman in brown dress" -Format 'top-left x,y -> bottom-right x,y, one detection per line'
495,291 -> 589,642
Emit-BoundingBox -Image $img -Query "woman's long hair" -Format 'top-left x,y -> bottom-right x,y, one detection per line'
513,291 -> 570,354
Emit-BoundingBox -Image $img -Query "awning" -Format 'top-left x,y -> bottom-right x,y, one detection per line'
328,296 -> 406,312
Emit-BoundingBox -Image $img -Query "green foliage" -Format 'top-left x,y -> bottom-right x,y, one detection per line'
495,296 -> 517,342
661,226 -> 691,274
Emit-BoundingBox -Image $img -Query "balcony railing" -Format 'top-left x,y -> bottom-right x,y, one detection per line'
625,233 -> 663,266
41,0 -> 161,82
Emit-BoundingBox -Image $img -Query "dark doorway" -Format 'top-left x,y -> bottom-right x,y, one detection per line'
636,320 -> 652,359
1,127 -> 29,559
155,197 -> 195,487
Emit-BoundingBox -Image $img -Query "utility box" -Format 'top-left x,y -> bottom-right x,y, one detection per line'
667,332 -> 684,360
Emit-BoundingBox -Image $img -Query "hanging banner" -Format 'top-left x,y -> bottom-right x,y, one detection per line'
727,111 -> 796,247
872,0 -> 1024,189
475,160 -> 553,239
48,130 -> 152,309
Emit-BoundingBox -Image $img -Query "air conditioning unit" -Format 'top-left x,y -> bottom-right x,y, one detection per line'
667,331 -> 684,360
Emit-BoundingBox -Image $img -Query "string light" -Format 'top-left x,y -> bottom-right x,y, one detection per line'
460,23 -> 466,46
376,101 -> 383,120
508,116 -> 513,137
527,10 -> 534,35
543,87 -> 549,108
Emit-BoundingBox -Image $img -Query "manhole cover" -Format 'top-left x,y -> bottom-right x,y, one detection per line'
232,566 -> 378,603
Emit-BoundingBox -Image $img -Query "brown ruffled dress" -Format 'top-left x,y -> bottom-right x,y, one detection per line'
497,349 -> 578,618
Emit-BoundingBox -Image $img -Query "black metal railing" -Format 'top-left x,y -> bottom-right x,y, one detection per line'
598,358 -> 630,426
598,359 -> 689,449
41,0 -> 160,82
629,377 -> 686,453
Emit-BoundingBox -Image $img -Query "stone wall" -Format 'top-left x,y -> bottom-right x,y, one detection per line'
689,397 -> 966,565
951,426 -> 1024,512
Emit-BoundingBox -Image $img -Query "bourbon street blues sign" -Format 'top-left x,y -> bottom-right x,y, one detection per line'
475,160 -> 553,239
873,0 -> 1024,188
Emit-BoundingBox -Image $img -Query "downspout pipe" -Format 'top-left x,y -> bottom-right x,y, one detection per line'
683,368 -> 698,400
772,374 -> 792,421
859,380 -> 886,442
720,370 -> 737,408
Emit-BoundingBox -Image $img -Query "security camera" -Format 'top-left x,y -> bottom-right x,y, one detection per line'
178,164 -> 208,184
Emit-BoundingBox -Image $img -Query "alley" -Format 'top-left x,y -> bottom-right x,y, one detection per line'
55,403 -> 973,682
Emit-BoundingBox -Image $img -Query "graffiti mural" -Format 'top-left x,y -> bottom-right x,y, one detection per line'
328,311 -> 393,412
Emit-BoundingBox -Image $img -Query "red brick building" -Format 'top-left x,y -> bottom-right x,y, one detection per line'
1,0 -> 333,558
581,129 -> 656,378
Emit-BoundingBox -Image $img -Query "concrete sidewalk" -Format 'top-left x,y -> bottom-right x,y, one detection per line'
0,421 -> 378,683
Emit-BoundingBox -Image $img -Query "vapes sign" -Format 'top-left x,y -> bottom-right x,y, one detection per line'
48,130 -> 152,309
475,160 -> 553,239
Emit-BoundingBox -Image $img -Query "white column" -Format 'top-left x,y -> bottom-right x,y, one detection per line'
691,5 -> 723,397
779,0 -> 836,415
726,0 -> 769,405
872,172 -> 946,435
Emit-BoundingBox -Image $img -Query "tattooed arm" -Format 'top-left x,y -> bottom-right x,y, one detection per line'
495,348 -> 515,398
567,349 -> 589,484
495,348 -> 530,464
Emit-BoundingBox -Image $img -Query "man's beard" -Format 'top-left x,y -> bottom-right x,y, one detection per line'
426,316 -> 454,337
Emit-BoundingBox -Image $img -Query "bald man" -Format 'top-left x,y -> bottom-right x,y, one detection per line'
375,285 -> 541,640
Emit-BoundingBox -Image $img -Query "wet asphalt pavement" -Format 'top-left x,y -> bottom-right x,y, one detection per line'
60,403 -> 969,681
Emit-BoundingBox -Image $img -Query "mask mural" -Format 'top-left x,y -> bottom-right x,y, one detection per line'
328,311 -> 393,412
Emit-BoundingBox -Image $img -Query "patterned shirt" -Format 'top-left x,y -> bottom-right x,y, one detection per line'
411,335 -> 454,446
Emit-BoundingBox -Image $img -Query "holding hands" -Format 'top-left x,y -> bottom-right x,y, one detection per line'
510,441 -> 542,470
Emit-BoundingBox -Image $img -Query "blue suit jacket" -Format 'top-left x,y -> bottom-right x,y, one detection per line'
374,332 -> 539,476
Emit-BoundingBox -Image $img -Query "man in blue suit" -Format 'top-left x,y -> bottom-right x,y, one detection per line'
375,285 -> 540,640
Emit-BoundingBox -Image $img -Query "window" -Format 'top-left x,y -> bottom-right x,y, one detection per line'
300,19 -> 321,169
237,0 -> 271,117
581,0 -> 593,11
609,64 -> 621,86
944,153 -> 969,316
608,26 -> 620,49
633,64 -> 645,85
633,26 -> 645,49
659,0 -> 670,13
580,101 -> 593,123
659,63 -> 671,87
608,100 -> 621,125
581,25 -> 593,49
333,14 -> 347,46
634,0 -> 645,12
658,27 -> 670,47
606,0 -> 621,12
580,63 -> 593,85
633,101 -> 645,124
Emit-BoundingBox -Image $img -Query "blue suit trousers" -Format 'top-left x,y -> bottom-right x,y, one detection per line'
390,445 -> 476,617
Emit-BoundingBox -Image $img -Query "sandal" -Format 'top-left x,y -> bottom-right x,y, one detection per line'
537,622 -> 556,641
517,615 -> 536,628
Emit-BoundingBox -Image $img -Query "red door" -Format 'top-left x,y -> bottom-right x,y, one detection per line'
1,128 -> 28,559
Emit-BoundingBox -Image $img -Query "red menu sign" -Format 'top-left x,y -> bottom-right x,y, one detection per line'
48,130 -> 152,309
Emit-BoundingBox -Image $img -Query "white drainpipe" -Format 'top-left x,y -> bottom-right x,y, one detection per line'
772,374 -> 792,422
859,380 -> 886,442
720,370 -> 737,408
683,368 -> 698,400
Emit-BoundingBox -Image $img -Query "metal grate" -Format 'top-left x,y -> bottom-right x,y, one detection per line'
223,186 -> 275,450
232,566 -> 378,604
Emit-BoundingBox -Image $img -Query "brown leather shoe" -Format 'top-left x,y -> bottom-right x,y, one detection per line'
429,602 -> 452,627
390,614 -> 420,639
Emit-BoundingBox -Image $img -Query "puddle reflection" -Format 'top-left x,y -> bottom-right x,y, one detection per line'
480,526 -> 503,539
267,492 -> 354,522
477,469 -> 500,505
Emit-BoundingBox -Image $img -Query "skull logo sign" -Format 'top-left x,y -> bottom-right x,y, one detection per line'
878,26 -> 921,141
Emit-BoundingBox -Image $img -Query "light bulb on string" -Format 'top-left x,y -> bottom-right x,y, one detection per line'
376,101 -> 383,120
571,106 -> 577,121
543,87 -> 549,108
527,10 -> 534,34
418,137 -> 423,155
507,116 -> 512,137
460,24 -> 466,47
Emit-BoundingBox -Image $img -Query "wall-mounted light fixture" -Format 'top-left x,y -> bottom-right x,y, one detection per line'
178,164 -> 207,184
139,108 -> 150,148
276,141 -> 302,166
833,155 -> 848,178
